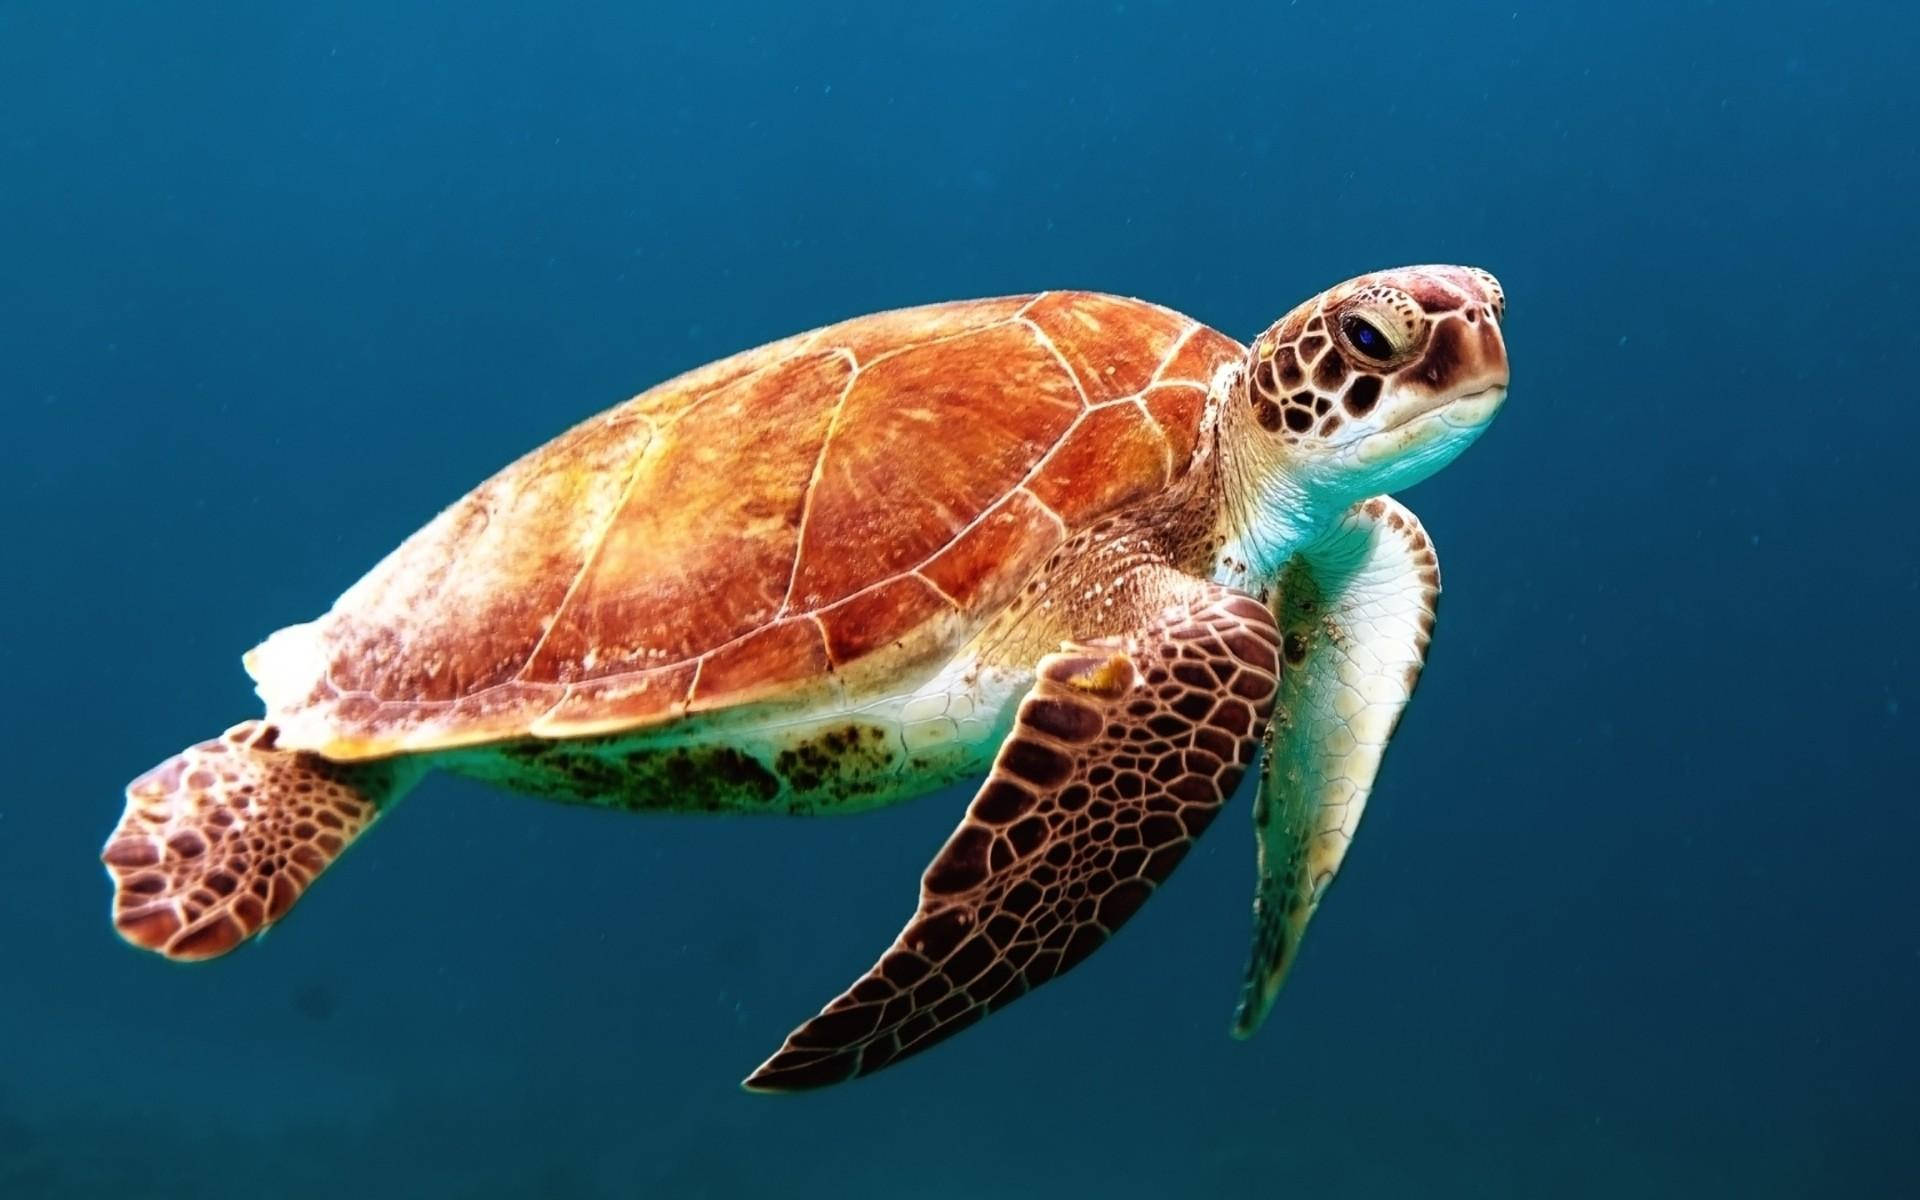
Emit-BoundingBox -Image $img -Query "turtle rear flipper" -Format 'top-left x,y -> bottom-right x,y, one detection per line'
102,721 -> 418,960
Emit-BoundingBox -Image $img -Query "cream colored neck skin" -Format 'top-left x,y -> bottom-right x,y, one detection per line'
1210,369 -> 1361,589
1211,366 -> 1496,588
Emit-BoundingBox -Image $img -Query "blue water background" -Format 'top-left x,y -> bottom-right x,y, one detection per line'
4,2 -> 1916,1195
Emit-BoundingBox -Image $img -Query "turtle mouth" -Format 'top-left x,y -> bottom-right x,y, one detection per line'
1368,383 -> 1506,434
1346,384 -> 1506,466
1437,384 -> 1507,429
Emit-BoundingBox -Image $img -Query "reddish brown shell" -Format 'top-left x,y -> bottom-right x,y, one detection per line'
247,293 -> 1245,758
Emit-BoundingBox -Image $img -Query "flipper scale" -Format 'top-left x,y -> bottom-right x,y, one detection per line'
746,580 -> 1280,1091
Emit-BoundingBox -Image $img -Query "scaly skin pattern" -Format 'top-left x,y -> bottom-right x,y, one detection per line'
107,265 -> 1510,1094
746,580 -> 1280,1091
101,722 -> 420,959
1243,266 -> 1504,445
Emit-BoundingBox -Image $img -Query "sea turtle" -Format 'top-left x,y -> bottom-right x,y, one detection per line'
103,265 -> 1509,1091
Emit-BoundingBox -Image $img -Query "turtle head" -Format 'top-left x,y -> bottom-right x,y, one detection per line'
1224,265 -> 1508,568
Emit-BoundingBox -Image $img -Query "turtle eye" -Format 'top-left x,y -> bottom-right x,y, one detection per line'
1341,314 -> 1393,362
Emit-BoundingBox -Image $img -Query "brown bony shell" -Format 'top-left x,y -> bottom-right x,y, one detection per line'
248,293 -> 1245,758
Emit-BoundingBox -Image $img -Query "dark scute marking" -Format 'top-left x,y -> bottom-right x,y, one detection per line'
1146,713 -> 1188,738
1001,738 -> 1074,788
944,936 -> 995,986
1168,775 -> 1219,806
925,825 -> 993,895
1025,947 -> 1064,985
905,909 -> 972,961
1222,595 -> 1268,622
1058,925 -> 1108,974
973,778 -> 1038,823
1023,697 -> 1103,744
982,914 -> 1022,950
1344,374 -> 1382,416
1254,398 -> 1283,432
1232,670 -> 1275,701
1213,702 -> 1251,736
989,838 -> 1014,872
1172,691 -> 1214,720
1297,334 -> 1327,361
1002,880 -> 1043,916
792,1001 -> 882,1046
1007,814 -> 1049,857
1411,317 -> 1467,389
172,919 -> 242,959
1276,346 -> 1303,386
1284,406 -> 1313,433
1253,357 -> 1277,397
1182,743 -> 1225,774
897,1009 -> 938,1048
1194,727 -> 1236,761
103,839 -> 159,868
1172,661 -> 1213,688
1097,879 -> 1153,929
968,960 -> 1016,1004
1313,349 -> 1348,390
1146,840 -> 1192,880
901,1004 -> 983,1057
267,874 -> 299,919
1180,803 -> 1222,837
1140,813 -> 1185,846
880,952 -> 931,988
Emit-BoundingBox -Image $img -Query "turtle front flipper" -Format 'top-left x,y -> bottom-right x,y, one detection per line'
1231,496 -> 1442,1038
745,581 -> 1281,1091
102,721 -> 421,960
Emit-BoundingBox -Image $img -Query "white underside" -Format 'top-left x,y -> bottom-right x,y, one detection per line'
1233,493 -> 1442,1036
440,649 -> 1035,814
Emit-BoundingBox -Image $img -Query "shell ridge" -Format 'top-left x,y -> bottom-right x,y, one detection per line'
1146,321 -> 1202,388
846,307 -> 1029,374
510,418 -> 663,688
774,348 -> 863,619
1016,316 -> 1093,411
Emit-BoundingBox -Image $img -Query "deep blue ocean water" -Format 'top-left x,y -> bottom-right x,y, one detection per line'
4,2 -> 1916,1196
